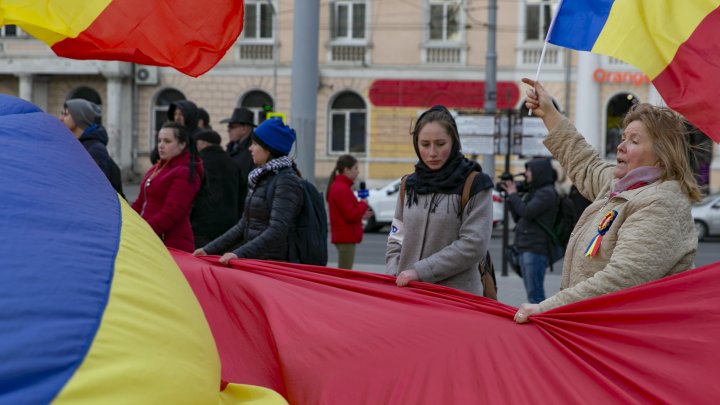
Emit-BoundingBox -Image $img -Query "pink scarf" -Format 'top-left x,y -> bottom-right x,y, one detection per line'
611,166 -> 662,198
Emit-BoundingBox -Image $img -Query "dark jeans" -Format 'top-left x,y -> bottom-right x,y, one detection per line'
519,251 -> 548,304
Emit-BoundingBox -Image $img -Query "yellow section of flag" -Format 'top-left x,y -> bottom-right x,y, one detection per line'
594,0 -> 720,79
0,0 -> 111,45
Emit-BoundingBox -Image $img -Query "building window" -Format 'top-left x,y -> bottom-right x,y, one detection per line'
151,89 -> 185,148
243,0 -> 274,40
331,1 -> 366,41
524,0 -> 552,42
240,90 -> 274,125
605,92 -> 639,158
328,1 -> 368,63
0,25 -> 23,37
429,0 -> 461,42
423,1 -> 465,65
329,92 -> 366,155
65,87 -> 103,125
67,87 -> 103,106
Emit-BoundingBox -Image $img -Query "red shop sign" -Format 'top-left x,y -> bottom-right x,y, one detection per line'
369,80 -> 520,109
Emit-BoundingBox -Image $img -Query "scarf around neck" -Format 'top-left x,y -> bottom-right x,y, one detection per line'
405,152 -> 493,208
247,156 -> 294,189
612,166 -> 662,196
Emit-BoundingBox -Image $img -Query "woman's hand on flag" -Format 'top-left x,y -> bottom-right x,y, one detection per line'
522,78 -> 563,130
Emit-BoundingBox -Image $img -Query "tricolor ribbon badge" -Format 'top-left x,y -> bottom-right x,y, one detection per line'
584,210 -> 618,257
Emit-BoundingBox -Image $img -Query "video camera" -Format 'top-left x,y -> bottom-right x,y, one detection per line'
495,172 -> 528,194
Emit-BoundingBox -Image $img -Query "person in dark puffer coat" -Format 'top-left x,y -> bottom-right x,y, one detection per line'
502,157 -> 559,304
193,118 -> 303,264
60,99 -> 125,198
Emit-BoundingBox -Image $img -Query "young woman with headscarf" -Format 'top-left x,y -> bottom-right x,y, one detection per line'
385,105 -> 494,295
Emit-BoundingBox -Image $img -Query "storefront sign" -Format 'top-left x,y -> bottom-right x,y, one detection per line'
593,68 -> 650,86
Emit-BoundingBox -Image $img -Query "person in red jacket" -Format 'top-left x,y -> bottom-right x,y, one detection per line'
132,121 -> 204,252
326,155 -> 368,269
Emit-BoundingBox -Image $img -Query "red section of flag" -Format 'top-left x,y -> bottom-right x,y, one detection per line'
51,0 -> 244,77
175,250 -> 720,404
369,80 -> 520,110
652,7 -> 720,143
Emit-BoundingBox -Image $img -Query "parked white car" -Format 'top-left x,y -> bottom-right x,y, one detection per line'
692,193 -> 720,240
361,178 -> 504,232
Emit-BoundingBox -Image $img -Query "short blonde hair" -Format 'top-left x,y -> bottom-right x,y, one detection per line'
623,103 -> 701,202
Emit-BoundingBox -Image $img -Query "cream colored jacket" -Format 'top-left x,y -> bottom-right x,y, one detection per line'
539,119 -> 697,311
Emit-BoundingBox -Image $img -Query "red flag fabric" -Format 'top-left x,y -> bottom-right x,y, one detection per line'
2,0 -> 244,77
175,250 -> 720,404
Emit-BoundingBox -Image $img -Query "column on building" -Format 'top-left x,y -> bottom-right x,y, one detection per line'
573,52 -> 601,150
17,73 -> 33,102
104,75 -> 132,171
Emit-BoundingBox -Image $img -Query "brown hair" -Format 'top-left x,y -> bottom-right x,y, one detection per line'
622,103 -> 701,202
327,154 -> 358,200
410,105 -> 461,160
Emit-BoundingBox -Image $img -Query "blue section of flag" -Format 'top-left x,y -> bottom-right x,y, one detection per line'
0,95 -> 121,403
548,0 -> 615,51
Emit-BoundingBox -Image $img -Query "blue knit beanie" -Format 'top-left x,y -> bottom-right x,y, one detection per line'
253,118 -> 296,156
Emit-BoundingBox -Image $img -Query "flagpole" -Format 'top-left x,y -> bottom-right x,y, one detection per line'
529,0 -> 564,116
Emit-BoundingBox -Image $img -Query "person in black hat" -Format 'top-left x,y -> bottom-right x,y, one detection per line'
194,118 -> 304,264
190,129 -> 240,248
221,107 -> 256,217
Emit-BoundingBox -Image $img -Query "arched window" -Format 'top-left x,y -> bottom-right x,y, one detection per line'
329,91 -> 366,154
67,86 -> 102,106
239,90 -> 274,125
151,89 -> 185,148
605,93 -> 639,158
66,87 -> 102,124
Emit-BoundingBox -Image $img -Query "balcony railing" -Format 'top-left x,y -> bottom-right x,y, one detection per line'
237,43 -> 274,61
329,44 -> 366,63
517,44 -> 565,68
426,47 -> 462,64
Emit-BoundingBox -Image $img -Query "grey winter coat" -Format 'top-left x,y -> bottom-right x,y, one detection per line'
203,167 -> 303,261
539,119 -> 697,311
385,185 -> 493,295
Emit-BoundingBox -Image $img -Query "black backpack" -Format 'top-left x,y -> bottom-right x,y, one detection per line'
537,194 -> 578,266
267,169 -> 328,266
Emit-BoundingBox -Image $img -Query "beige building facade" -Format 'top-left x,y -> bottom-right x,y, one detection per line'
1,0 -> 717,192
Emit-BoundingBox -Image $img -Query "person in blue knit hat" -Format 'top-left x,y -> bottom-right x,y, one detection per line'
194,118 -> 305,264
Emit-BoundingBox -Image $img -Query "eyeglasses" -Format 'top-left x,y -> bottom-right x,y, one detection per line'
60,110 -> 70,117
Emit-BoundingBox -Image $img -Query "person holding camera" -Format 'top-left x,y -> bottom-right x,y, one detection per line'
502,158 -> 558,303
385,105 -> 494,295
327,154 -> 368,270
514,78 -> 699,324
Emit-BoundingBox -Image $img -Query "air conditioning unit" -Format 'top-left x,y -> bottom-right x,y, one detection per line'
135,65 -> 159,85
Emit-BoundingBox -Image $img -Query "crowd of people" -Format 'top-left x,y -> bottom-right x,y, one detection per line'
64,84 -> 702,317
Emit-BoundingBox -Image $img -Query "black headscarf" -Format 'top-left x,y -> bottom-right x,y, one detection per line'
405,105 -> 493,211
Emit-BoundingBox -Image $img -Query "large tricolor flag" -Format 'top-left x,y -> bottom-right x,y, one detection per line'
0,0 -> 244,77
548,0 -> 720,143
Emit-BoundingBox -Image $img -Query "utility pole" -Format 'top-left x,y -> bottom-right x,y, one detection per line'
483,0 -> 497,179
265,0 -> 278,102
290,0 -> 320,184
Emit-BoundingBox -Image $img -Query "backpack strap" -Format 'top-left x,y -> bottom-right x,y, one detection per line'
399,174 -> 409,208
461,171 -> 478,211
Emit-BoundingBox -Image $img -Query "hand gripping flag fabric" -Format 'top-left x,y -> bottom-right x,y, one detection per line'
0,94 -> 285,404
0,0 -> 244,77
548,0 -> 720,143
